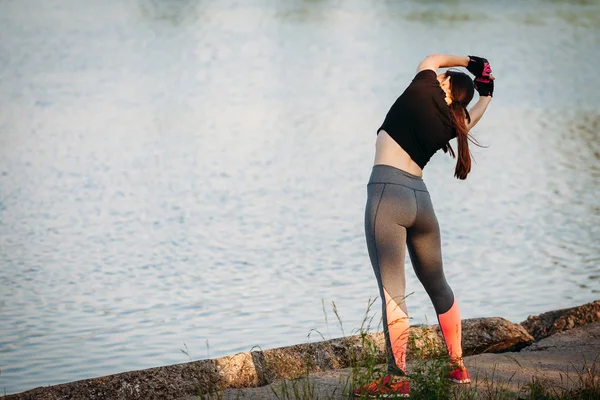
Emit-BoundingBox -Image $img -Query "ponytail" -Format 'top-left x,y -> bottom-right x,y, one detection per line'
448,102 -> 472,180
444,70 -> 479,180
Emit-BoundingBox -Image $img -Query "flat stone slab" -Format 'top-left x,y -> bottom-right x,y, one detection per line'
465,321 -> 600,395
179,321 -> 600,399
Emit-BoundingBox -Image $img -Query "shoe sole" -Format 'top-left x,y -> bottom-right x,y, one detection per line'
449,377 -> 471,384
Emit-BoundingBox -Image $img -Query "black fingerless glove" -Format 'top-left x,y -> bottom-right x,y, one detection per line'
474,77 -> 494,97
467,55 -> 492,79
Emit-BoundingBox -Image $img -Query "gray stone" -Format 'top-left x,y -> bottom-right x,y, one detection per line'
4,360 -> 221,400
407,317 -> 534,359
522,320 -> 600,353
520,300 -> 600,341
460,317 -> 535,354
465,321 -> 600,396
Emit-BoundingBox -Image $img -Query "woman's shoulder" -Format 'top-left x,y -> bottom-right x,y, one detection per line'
402,69 -> 445,103
411,69 -> 438,84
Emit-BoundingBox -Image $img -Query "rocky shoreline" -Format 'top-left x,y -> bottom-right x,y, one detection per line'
4,300 -> 599,400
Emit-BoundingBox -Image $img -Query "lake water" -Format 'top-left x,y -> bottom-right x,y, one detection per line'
1,0 -> 599,395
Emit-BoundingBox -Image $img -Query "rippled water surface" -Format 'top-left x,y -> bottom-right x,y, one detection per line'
1,0 -> 599,394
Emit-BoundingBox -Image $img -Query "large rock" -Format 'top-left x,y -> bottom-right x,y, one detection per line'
407,317 -> 534,358
520,300 -> 600,341
460,317 -> 534,354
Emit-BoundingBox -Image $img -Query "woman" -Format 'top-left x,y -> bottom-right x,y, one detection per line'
356,54 -> 494,398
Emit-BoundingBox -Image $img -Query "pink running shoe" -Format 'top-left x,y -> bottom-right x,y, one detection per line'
353,375 -> 410,398
448,365 -> 471,384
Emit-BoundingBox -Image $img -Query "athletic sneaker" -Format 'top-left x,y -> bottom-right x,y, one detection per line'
448,365 -> 471,384
353,375 -> 410,398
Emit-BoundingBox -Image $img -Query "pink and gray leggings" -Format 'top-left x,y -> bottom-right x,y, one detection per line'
364,164 -> 463,375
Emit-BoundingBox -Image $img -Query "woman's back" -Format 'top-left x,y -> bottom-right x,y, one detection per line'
374,69 -> 456,177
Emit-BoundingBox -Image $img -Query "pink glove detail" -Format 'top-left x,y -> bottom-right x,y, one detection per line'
481,62 -> 492,78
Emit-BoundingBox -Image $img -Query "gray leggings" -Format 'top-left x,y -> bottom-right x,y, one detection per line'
364,164 -> 455,371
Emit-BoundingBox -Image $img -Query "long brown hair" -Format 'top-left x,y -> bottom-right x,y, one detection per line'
443,70 -> 476,180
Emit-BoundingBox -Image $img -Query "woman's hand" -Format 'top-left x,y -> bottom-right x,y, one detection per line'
465,55 -> 494,128
467,55 -> 495,97
466,55 -> 493,79
474,77 -> 494,97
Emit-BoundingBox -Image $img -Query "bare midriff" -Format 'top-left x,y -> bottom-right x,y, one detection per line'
374,130 -> 423,177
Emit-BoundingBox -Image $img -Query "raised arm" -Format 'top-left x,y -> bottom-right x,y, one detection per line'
418,53 -> 494,130
467,64 -> 495,130
467,96 -> 492,131
417,54 -> 470,73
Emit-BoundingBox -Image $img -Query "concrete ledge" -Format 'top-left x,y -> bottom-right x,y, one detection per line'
5,300 -> 598,400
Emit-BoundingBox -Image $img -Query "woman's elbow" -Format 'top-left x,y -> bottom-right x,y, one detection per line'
417,54 -> 441,72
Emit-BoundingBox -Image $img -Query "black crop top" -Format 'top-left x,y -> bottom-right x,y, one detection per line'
377,69 -> 456,169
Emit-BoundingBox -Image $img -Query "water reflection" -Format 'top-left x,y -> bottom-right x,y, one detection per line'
137,0 -> 202,26
274,0 -> 332,22
538,110 -> 600,178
